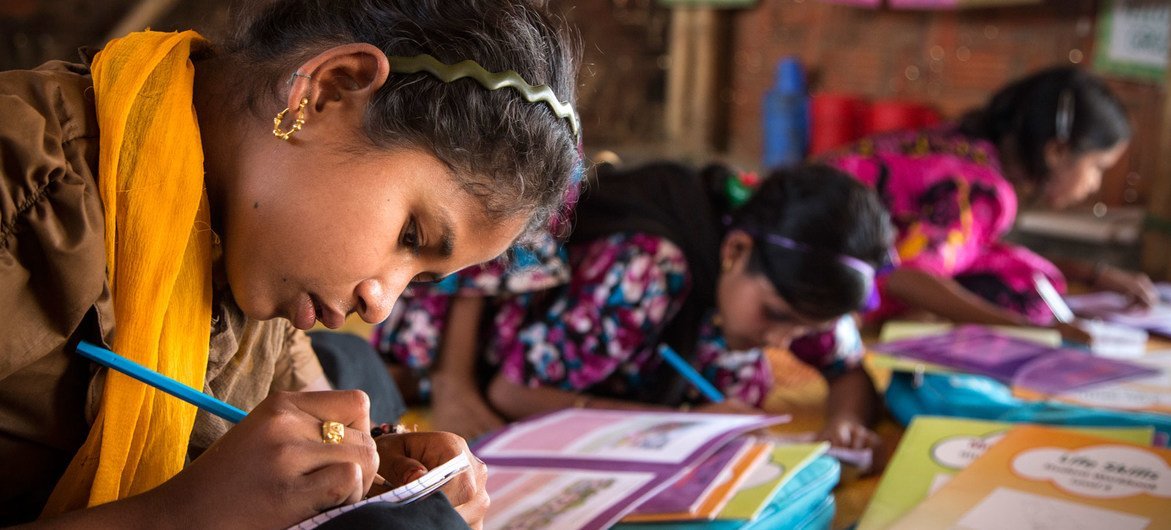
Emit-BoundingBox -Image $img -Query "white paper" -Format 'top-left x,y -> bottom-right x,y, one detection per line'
289,451 -> 471,530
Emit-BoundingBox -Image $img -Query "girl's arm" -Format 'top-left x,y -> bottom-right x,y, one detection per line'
1050,257 -> 1158,308
884,268 -> 1030,326
28,391 -> 381,529
486,373 -> 669,418
884,268 -> 1092,343
428,295 -> 505,439
486,373 -> 758,419
819,366 -> 880,450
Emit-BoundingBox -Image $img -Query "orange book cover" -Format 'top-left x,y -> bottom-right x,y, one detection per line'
894,425 -> 1171,529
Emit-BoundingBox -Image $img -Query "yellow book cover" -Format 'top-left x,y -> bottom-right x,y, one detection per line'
894,425 -> 1171,529
857,417 -> 1153,530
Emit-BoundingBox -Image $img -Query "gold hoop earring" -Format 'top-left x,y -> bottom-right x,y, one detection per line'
721,259 -> 733,273
273,97 -> 309,141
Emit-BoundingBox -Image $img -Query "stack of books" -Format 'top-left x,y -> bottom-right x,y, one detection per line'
472,408 -> 837,530
859,416 -> 1169,529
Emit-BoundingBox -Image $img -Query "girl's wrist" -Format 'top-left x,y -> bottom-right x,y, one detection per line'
1087,261 -> 1107,286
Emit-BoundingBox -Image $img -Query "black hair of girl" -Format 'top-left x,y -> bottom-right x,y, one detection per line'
727,165 -> 893,321
222,0 -> 580,238
959,66 -> 1131,187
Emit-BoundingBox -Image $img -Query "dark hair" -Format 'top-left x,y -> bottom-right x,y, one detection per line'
727,165 -> 893,320
959,66 -> 1130,186
222,0 -> 581,238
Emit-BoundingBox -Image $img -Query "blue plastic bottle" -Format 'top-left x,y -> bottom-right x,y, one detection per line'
762,57 -> 809,170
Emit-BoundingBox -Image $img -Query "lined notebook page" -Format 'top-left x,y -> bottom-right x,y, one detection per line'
289,451 -> 472,530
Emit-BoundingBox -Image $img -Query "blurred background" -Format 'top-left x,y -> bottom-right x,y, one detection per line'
2,0 -> 1168,275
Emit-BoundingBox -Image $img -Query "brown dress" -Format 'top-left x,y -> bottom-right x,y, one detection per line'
0,59 -> 324,524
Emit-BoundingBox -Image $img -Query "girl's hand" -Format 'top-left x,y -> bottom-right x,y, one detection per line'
1095,266 -> 1158,309
1054,320 -> 1094,346
692,399 -> 763,415
376,432 -> 490,530
817,416 -> 881,452
152,390 -> 380,529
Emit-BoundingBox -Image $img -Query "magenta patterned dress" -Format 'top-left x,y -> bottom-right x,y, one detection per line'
374,232 -> 862,407
822,125 -> 1065,325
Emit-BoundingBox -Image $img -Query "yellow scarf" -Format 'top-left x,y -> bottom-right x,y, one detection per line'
44,30 -> 213,515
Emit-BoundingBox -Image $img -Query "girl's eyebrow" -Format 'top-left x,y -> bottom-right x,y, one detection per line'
428,206 -> 456,258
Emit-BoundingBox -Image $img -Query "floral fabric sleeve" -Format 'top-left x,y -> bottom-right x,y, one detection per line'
492,233 -> 691,392
788,315 -> 865,380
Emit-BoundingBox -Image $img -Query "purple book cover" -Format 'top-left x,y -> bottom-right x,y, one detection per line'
879,326 -> 1158,394
877,326 -> 1054,381
1012,349 -> 1161,395
630,437 -> 751,515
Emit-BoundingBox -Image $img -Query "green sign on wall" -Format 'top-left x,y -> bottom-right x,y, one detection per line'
1095,0 -> 1169,84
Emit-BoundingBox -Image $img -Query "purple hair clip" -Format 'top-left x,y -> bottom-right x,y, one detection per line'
750,230 -> 897,312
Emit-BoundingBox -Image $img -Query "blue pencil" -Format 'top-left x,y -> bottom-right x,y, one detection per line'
657,344 -> 725,403
76,340 -> 248,423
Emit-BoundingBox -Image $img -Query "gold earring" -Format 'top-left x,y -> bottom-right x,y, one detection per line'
721,259 -> 733,273
273,97 -> 309,141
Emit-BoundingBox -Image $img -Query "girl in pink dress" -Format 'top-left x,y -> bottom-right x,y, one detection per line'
823,66 -> 1154,341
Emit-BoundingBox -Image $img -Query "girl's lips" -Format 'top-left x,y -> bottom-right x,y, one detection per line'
292,294 -> 316,330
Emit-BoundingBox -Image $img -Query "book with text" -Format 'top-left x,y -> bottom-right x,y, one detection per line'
894,425 -> 1171,530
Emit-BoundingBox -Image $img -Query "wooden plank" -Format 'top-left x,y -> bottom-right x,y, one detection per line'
665,8 -> 694,146
689,7 -> 718,153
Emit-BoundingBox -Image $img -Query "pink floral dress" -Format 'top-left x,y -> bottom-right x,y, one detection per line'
823,125 -> 1066,325
374,232 -> 862,406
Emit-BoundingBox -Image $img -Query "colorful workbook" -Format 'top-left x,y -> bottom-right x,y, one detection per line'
1013,352 -> 1171,416
622,438 -> 773,522
894,425 -> 1171,529
611,442 -> 834,530
1067,284 -> 1171,338
875,326 -> 1158,395
716,442 -> 830,521
856,416 -> 1154,530
473,409 -> 787,530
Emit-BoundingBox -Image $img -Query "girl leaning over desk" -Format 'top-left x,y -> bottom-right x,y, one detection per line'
377,162 -> 895,456
822,66 -> 1154,342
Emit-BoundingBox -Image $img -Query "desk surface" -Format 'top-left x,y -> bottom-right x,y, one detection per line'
397,330 -> 1171,530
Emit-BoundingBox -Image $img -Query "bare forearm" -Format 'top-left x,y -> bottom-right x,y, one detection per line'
824,367 -> 878,426
885,268 -> 1029,326
486,374 -> 669,420
432,296 -> 486,379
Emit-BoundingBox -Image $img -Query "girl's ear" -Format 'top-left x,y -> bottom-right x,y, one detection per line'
719,229 -> 755,273
1042,138 -> 1072,174
283,43 -> 391,115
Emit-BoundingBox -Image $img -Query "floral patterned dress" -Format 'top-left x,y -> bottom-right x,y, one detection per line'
374,232 -> 863,407
822,125 -> 1065,325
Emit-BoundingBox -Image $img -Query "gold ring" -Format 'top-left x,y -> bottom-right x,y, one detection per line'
322,421 -> 345,444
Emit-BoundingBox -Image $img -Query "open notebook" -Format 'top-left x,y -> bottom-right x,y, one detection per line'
288,451 -> 472,530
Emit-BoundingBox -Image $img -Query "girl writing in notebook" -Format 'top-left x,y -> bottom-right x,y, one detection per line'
0,0 -> 580,527
821,66 -> 1153,341
377,163 -> 894,454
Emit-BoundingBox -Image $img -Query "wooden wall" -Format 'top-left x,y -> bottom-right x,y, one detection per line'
726,0 -> 1166,209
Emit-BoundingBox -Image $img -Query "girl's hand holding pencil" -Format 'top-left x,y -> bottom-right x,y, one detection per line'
152,390 -> 382,529
73,341 -> 489,527
375,432 -> 490,529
